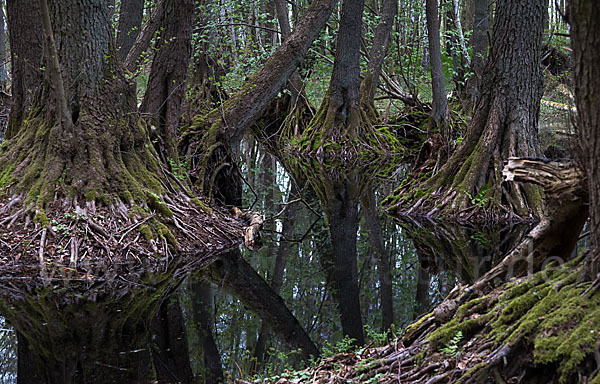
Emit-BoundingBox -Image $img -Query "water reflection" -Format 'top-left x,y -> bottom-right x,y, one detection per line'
398,216 -> 533,284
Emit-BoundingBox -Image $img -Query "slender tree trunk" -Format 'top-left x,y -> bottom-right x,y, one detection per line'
150,298 -> 194,384
5,0 -> 43,139
189,278 -> 224,384
361,187 -> 394,331
360,0 -> 397,108
425,0 -> 448,133
141,0 -> 194,162
124,0 -> 166,72
116,0 -> 145,60
414,259 -> 431,317
0,1 -> 7,88
570,0 -> 600,275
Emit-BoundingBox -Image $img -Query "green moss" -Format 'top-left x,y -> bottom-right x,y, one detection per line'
190,197 -> 212,214
85,189 -> 97,202
428,313 -> 493,347
34,211 -> 50,228
154,221 -> 178,246
0,165 -> 14,188
145,190 -> 173,218
139,224 -> 153,240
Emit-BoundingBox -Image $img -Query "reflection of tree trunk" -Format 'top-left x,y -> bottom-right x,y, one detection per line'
17,332 -> 44,384
254,177 -> 299,368
361,187 -> 394,331
414,257 -> 430,317
207,249 -> 319,361
150,298 -> 194,384
190,278 -> 223,383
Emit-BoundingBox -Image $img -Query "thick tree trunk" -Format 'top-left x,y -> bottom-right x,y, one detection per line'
5,0 -> 43,139
141,0 -> 194,162
387,0 -> 547,221
116,0 -> 145,61
425,0 -> 448,133
570,0 -> 600,276
189,278 -> 224,384
206,249 -> 320,362
150,298 -> 194,384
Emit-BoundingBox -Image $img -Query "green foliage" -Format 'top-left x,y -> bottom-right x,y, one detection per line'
322,336 -> 356,358
440,330 -> 463,357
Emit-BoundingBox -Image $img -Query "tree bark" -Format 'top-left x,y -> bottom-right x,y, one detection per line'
116,0 -> 145,61
360,0 -> 397,108
124,0 -> 165,72
150,298 -> 194,384
468,0 -> 489,105
141,0 -> 194,162
0,1 -> 7,88
570,0 -> 600,276
206,249 -> 320,362
425,0 -> 448,133
5,0 -> 43,139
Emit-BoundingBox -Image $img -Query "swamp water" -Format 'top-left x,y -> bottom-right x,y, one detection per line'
0,218 -> 531,382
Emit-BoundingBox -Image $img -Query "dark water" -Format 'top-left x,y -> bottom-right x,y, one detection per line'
0,216 -> 531,383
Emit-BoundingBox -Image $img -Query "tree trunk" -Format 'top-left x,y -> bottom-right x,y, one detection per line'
425,0 -> 448,133
5,0 -> 43,139
361,187 -> 394,331
360,0 -> 397,109
570,0 -> 600,276
206,249 -> 320,362
467,0 -> 489,105
150,298 -> 194,384
124,0 -> 166,72
116,0 -> 145,60
189,278 -> 224,384
414,258 -> 430,317
387,0 -> 547,221
0,1 -> 7,89
141,0 -> 194,162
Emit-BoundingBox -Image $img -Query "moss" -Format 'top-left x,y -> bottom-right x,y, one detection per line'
428,312 -> 493,347
404,312 -> 434,336
0,165 -> 14,188
139,224 -> 153,240
456,296 -> 489,318
154,221 -> 178,246
145,190 -> 173,218
34,211 -> 50,228
190,197 -> 212,214
85,189 -> 97,202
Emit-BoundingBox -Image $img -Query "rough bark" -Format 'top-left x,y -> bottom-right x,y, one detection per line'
570,0 -> 600,276
206,249 -> 320,362
387,0 -> 547,221
116,0 -> 145,61
361,187 -> 394,331
5,0 -> 43,139
150,298 -> 194,384
425,0 -> 448,133
360,0 -> 397,108
141,0 -> 194,162
124,0 -> 165,72
189,278 -> 224,384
